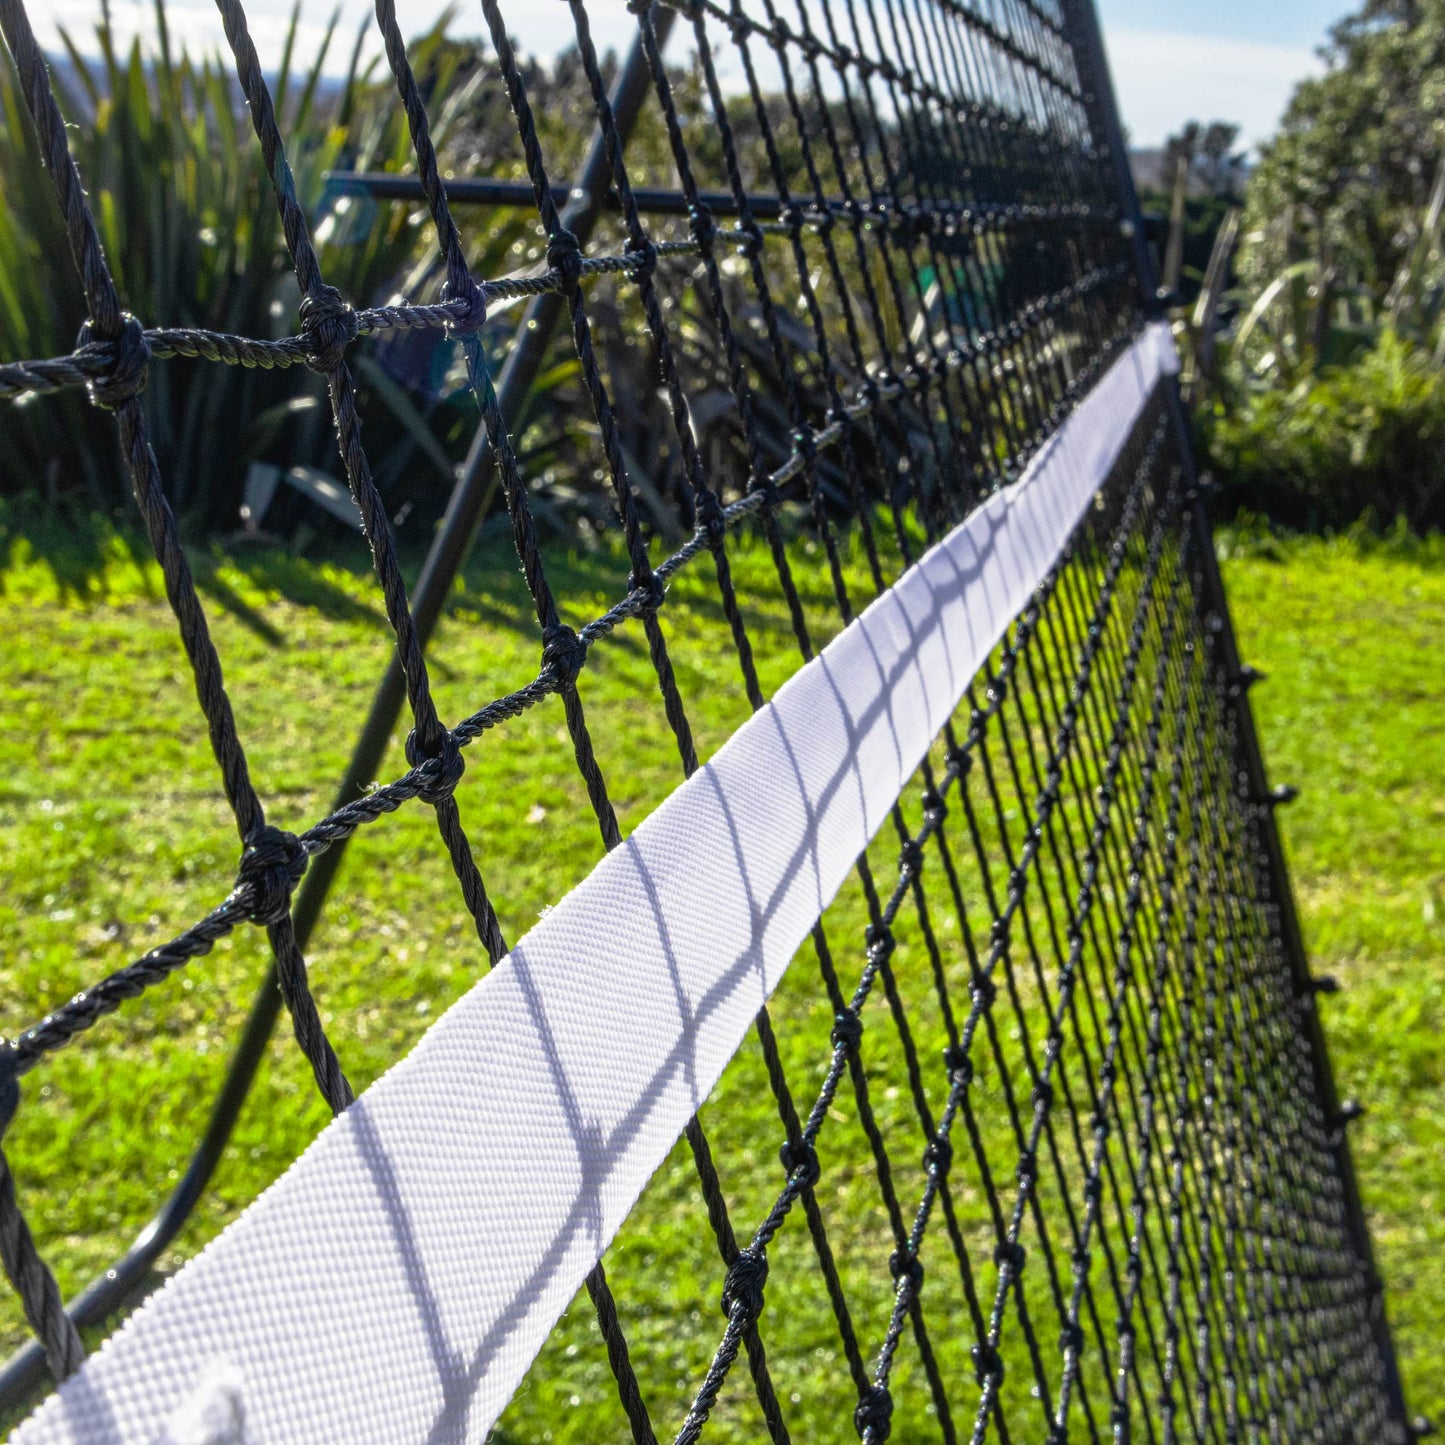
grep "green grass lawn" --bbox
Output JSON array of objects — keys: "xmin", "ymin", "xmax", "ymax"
[
  {"xmin": 1218, "ymin": 526, "xmax": 1445, "ymax": 1426},
  {"xmin": 0, "ymin": 509, "xmax": 1439, "ymax": 1435}
]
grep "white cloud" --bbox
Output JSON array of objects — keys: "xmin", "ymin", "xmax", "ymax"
[
  {"xmin": 30, "ymin": 0, "xmax": 642, "ymax": 72},
  {"xmin": 1103, "ymin": 28, "xmax": 1326, "ymax": 149}
]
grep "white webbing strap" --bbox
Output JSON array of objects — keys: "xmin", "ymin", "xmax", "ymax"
[{"xmin": 17, "ymin": 324, "xmax": 1178, "ymax": 1445}]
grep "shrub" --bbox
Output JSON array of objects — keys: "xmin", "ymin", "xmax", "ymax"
[
  {"xmin": 1203, "ymin": 328, "xmax": 1445, "ymax": 532},
  {"xmin": 0, "ymin": 6, "xmax": 532, "ymax": 534}
]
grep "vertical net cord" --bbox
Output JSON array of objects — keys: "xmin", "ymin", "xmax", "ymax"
[
  {"xmin": 209, "ymin": 0, "xmax": 506, "ymax": 972},
  {"xmin": 0, "ymin": 0, "xmax": 355, "ymax": 1380},
  {"xmin": 632, "ymin": 1, "xmax": 1139, "ymax": 1438},
  {"xmin": 674, "ymin": 418, "xmax": 1159, "ymax": 1442}
]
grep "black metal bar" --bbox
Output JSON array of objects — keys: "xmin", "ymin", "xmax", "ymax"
[
  {"xmin": 1060, "ymin": 1, "xmax": 1414, "ymax": 1435},
  {"xmin": 0, "ymin": 11, "xmax": 675, "ymax": 1413},
  {"xmin": 325, "ymin": 170, "xmax": 785, "ymax": 218},
  {"xmin": 323, "ymin": 172, "xmax": 1078, "ymax": 225}
]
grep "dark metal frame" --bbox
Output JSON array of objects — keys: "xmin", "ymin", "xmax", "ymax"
[{"xmin": 328, "ymin": 172, "xmax": 805, "ymax": 219}]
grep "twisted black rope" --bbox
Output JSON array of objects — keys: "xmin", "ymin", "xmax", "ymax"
[{"xmin": 0, "ymin": 204, "xmax": 1114, "ymax": 403}]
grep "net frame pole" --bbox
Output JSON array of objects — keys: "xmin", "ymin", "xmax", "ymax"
[
  {"xmin": 0, "ymin": 14, "xmax": 674, "ymax": 1413},
  {"xmin": 324, "ymin": 173, "xmax": 865, "ymax": 219},
  {"xmin": 1060, "ymin": 0, "xmax": 1414, "ymax": 1431}
]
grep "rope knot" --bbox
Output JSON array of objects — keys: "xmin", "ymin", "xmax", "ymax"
[
  {"xmin": 908, "ymin": 206, "xmax": 936, "ymax": 238},
  {"xmin": 720, "ymin": 1246, "xmax": 768, "ymax": 1325},
  {"xmin": 831, "ymin": 1010, "xmax": 864, "ymax": 1058},
  {"xmin": 629, "ymin": 568, "xmax": 666, "ymax": 615},
  {"xmin": 943, "ymin": 1042, "xmax": 973, "ymax": 1085},
  {"xmin": 696, "ymin": 490, "xmax": 728, "ymax": 549},
  {"xmin": 238, "ymin": 825, "xmax": 307, "ymax": 926},
  {"xmin": 971, "ymin": 1340, "xmax": 1004, "ymax": 1385},
  {"xmin": 300, "ymin": 284, "xmax": 358, "ymax": 373},
  {"xmin": 865, "ymin": 925, "xmax": 895, "ymax": 966},
  {"xmin": 405, "ymin": 728, "xmax": 465, "ymax": 806},
  {"xmin": 733, "ymin": 222, "xmax": 765, "ymax": 260},
  {"xmin": 547, "ymin": 230, "xmax": 585, "ymax": 292},
  {"xmin": 995, "ymin": 1239, "xmax": 1027, "ymax": 1275},
  {"xmin": 625, "ymin": 238, "xmax": 659, "ymax": 281},
  {"xmin": 923, "ymin": 1136, "xmax": 952, "ymax": 1178},
  {"xmin": 889, "ymin": 1249, "xmax": 924, "ymax": 1292},
  {"xmin": 853, "ymin": 1385, "xmax": 893, "ymax": 1440},
  {"xmin": 442, "ymin": 275, "xmax": 488, "ymax": 335},
  {"xmin": 688, "ymin": 203, "xmax": 718, "ymax": 250},
  {"xmin": 541, "ymin": 623, "xmax": 587, "ymax": 689},
  {"xmin": 78, "ymin": 313, "xmax": 150, "ymax": 410},
  {"xmin": 779, "ymin": 1137, "xmax": 821, "ymax": 1190},
  {"xmin": 751, "ymin": 476, "xmax": 781, "ymax": 513},
  {"xmin": 779, "ymin": 204, "xmax": 806, "ymax": 236},
  {"xmin": 790, "ymin": 426, "xmax": 818, "ymax": 463}
]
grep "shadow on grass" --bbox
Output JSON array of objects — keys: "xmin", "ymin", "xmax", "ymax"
[{"xmin": 0, "ymin": 491, "xmax": 881, "ymax": 667}]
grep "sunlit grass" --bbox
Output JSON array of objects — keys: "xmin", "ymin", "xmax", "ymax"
[{"xmin": 0, "ymin": 511, "xmax": 1439, "ymax": 1434}]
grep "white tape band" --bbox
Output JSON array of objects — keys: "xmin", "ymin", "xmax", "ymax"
[{"xmin": 17, "ymin": 322, "xmax": 1177, "ymax": 1445}]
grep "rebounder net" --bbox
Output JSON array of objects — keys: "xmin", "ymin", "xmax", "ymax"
[{"xmin": 0, "ymin": 0, "xmax": 1410, "ymax": 1438}]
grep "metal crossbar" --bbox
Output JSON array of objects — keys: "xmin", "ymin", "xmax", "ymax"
[{"xmin": 0, "ymin": 0, "xmax": 1412, "ymax": 1435}]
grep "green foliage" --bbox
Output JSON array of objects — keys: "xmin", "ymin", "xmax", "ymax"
[
  {"xmin": 1242, "ymin": 0, "xmax": 1445, "ymax": 303},
  {"xmin": 1203, "ymin": 327, "xmax": 1445, "ymax": 530},
  {"xmin": 1191, "ymin": 1, "xmax": 1445, "ymax": 531},
  {"xmin": 0, "ymin": 3, "xmax": 534, "ymax": 532}
]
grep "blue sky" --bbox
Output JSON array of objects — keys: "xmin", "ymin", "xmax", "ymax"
[
  {"xmin": 35, "ymin": 0, "xmax": 1351, "ymax": 149},
  {"xmin": 1098, "ymin": 0, "xmax": 1348, "ymax": 49},
  {"xmin": 1097, "ymin": 0, "xmax": 1350, "ymax": 147}
]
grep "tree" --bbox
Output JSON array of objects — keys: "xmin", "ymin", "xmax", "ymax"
[
  {"xmin": 1198, "ymin": 122, "xmax": 1244, "ymax": 197},
  {"xmin": 1160, "ymin": 120, "xmax": 1245, "ymax": 198},
  {"xmin": 1162, "ymin": 120, "xmax": 1202, "ymax": 182},
  {"xmin": 1243, "ymin": 0, "xmax": 1445, "ymax": 295}
]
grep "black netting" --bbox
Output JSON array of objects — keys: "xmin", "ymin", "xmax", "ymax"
[{"xmin": 0, "ymin": 0, "xmax": 1409, "ymax": 1436}]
